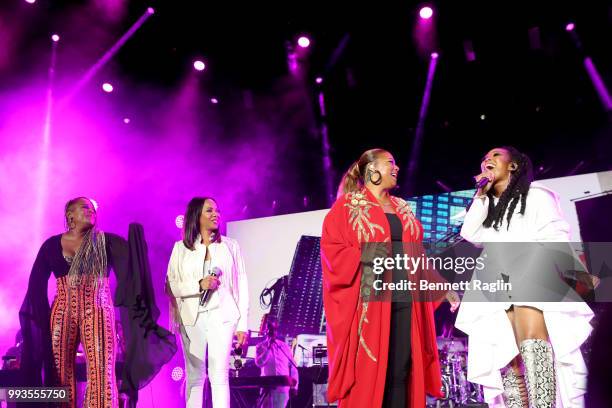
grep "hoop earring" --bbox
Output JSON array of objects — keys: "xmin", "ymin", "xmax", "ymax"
[{"xmin": 367, "ymin": 169, "xmax": 382, "ymax": 185}]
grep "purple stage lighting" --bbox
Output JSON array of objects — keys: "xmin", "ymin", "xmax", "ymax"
[
  {"xmin": 210, "ymin": 98, "xmax": 219, "ymax": 104},
  {"xmin": 565, "ymin": 22, "xmax": 575, "ymax": 32},
  {"xmin": 147, "ymin": 7, "xmax": 155, "ymax": 15},
  {"xmin": 419, "ymin": 6, "xmax": 433, "ymax": 19},
  {"xmin": 193, "ymin": 60, "xmax": 206, "ymax": 71},
  {"xmin": 431, "ymin": 52, "xmax": 439, "ymax": 59},
  {"xmin": 51, "ymin": 34, "xmax": 60, "ymax": 42},
  {"xmin": 102, "ymin": 83, "xmax": 114, "ymax": 93},
  {"xmin": 123, "ymin": 117, "xmax": 130, "ymax": 124},
  {"xmin": 315, "ymin": 77, "xmax": 323, "ymax": 84},
  {"xmin": 25, "ymin": 0, "xmax": 36, "ymax": 4},
  {"xmin": 297, "ymin": 36, "xmax": 311, "ymax": 48}
]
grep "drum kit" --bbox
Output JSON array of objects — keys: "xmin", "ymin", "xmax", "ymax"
[{"xmin": 430, "ymin": 337, "xmax": 485, "ymax": 407}]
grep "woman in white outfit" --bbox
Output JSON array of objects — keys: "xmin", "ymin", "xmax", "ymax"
[
  {"xmin": 166, "ymin": 197, "xmax": 249, "ymax": 408},
  {"xmin": 455, "ymin": 146, "xmax": 596, "ymax": 408}
]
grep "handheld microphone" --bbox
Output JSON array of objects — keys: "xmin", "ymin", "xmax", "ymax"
[
  {"xmin": 200, "ymin": 267, "xmax": 221, "ymax": 306},
  {"xmin": 475, "ymin": 174, "xmax": 493, "ymax": 190}
]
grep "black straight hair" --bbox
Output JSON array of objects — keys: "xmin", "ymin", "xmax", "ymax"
[{"xmin": 182, "ymin": 197, "xmax": 221, "ymax": 250}]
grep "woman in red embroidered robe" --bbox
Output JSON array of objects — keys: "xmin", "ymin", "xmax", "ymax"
[{"xmin": 321, "ymin": 148, "xmax": 458, "ymax": 408}]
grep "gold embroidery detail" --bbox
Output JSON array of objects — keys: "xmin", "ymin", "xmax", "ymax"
[
  {"xmin": 391, "ymin": 197, "xmax": 421, "ymax": 241},
  {"xmin": 357, "ymin": 302, "xmax": 377, "ymax": 362},
  {"xmin": 344, "ymin": 192, "xmax": 385, "ymax": 243}
]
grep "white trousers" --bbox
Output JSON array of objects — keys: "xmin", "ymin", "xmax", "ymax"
[{"xmin": 180, "ymin": 310, "xmax": 236, "ymax": 408}]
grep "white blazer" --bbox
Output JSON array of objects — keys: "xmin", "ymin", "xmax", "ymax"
[{"xmin": 166, "ymin": 235, "xmax": 249, "ymax": 332}]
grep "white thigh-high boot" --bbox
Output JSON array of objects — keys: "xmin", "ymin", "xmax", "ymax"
[
  {"xmin": 501, "ymin": 364, "xmax": 526, "ymax": 408},
  {"xmin": 520, "ymin": 339, "xmax": 556, "ymax": 408}
]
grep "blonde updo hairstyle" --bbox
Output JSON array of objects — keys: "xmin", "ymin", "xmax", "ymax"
[{"xmin": 337, "ymin": 148, "xmax": 389, "ymax": 198}]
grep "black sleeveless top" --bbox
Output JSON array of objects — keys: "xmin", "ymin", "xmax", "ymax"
[{"xmin": 386, "ymin": 213, "xmax": 412, "ymax": 308}]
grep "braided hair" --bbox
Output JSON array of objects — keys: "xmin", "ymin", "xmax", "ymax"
[{"xmin": 482, "ymin": 146, "xmax": 534, "ymax": 230}]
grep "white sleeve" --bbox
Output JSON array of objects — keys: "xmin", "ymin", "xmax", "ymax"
[
  {"xmin": 233, "ymin": 241, "xmax": 250, "ymax": 332},
  {"xmin": 532, "ymin": 190, "xmax": 571, "ymax": 242},
  {"xmin": 460, "ymin": 195, "xmax": 490, "ymax": 244},
  {"xmin": 254, "ymin": 342, "xmax": 272, "ymax": 368},
  {"xmin": 166, "ymin": 242, "xmax": 201, "ymax": 298}
]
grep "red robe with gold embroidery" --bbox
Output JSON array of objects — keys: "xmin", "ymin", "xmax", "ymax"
[{"xmin": 321, "ymin": 188, "xmax": 443, "ymax": 408}]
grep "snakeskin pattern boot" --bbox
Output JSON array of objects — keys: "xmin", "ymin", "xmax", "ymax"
[
  {"xmin": 501, "ymin": 366, "xmax": 525, "ymax": 408},
  {"xmin": 520, "ymin": 339, "xmax": 556, "ymax": 408}
]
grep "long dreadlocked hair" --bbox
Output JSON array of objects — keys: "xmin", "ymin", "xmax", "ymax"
[
  {"xmin": 482, "ymin": 146, "xmax": 534, "ymax": 231},
  {"xmin": 63, "ymin": 197, "xmax": 107, "ymax": 286}
]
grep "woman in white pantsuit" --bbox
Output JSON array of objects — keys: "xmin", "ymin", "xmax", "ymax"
[
  {"xmin": 166, "ymin": 197, "xmax": 249, "ymax": 408},
  {"xmin": 455, "ymin": 146, "xmax": 597, "ymax": 408}
]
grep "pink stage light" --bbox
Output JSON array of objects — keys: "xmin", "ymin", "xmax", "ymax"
[
  {"xmin": 193, "ymin": 60, "xmax": 206, "ymax": 71},
  {"xmin": 210, "ymin": 98, "xmax": 219, "ymax": 104},
  {"xmin": 565, "ymin": 22, "xmax": 575, "ymax": 32},
  {"xmin": 315, "ymin": 77, "xmax": 323, "ymax": 84},
  {"xmin": 123, "ymin": 117, "xmax": 130, "ymax": 124},
  {"xmin": 147, "ymin": 7, "xmax": 155, "ymax": 15},
  {"xmin": 431, "ymin": 52, "xmax": 439, "ymax": 59},
  {"xmin": 297, "ymin": 36, "xmax": 311, "ymax": 48},
  {"xmin": 51, "ymin": 34, "xmax": 60, "ymax": 42},
  {"xmin": 25, "ymin": 0, "xmax": 36, "ymax": 4},
  {"xmin": 102, "ymin": 83, "xmax": 114, "ymax": 93},
  {"xmin": 419, "ymin": 6, "xmax": 433, "ymax": 19},
  {"xmin": 175, "ymin": 215, "xmax": 184, "ymax": 229}
]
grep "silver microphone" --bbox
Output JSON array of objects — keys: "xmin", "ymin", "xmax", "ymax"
[{"xmin": 200, "ymin": 267, "xmax": 221, "ymax": 306}]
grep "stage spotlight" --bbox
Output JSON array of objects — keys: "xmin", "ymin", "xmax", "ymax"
[
  {"xmin": 123, "ymin": 117, "xmax": 130, "ymax": 124},
  {"xmin": 171, "ymin": 367, "xmax": 184, "ymax": 382},
  {"xmin": 431, "ymin": 52, "xmax": 439, "ymax": 59},
  {"xmin": 463, "ymin": 40, "xmax": 476, "ymax": 62},
  {"xmin": 25, "ymin": 0, "xmax": 36, "ymax": 4},
  {"xmin": 193, "ymin": 60, "xmax": 206, "ymax": 71},
  {"xmin": 565, "ymin": 22, "xmax": 575, "ymax": 32},
  {"xmin": 297, "ymin": 36, "xmax": 311, "ymax": 48},
  {"xmin": 175, "ymin": 215, "xmax": 184, "ymax": 229},
  {"xmin": 419, "ymin": 6, "xmax": 433, "ymax": 19},
  {"xmin": 210, "ymin": 97, "xmax": 219, "ymax": 104},
  {"xmin": 315, "ymin": 77, "xmax": 323, "ymax": 84},
  {"xmin": 147, "ymin": 7, "xmax": 155, "ymax": 15},
  {"xmin": 102, "ymin": 83, "xmax": 114, "ymax": 93},
  {"xmin": 51, "ymin": 34, "xmax": 60, "ymax": 42},
  {"xmin": 480, "ymin": 114, "xmax": 486, "ymax": 120}
]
